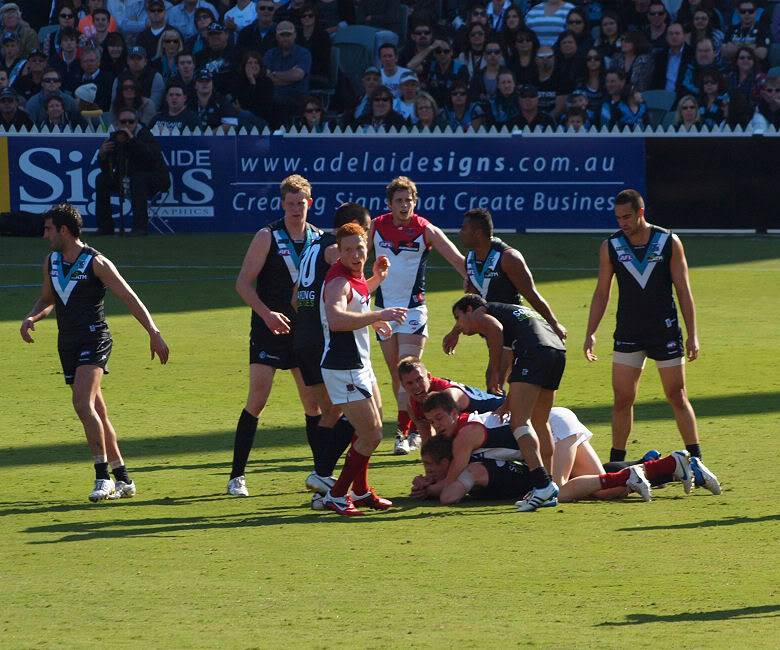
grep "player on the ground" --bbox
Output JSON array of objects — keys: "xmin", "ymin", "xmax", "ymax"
[
  {"xmin": 443, "ymin": 208, "xmax": 567, "ymax": 390},
  {"xmin": 292, "ymin": 202, "xmax": 386, "ymax": 502},
  {"xmin": 368, "ymin": 175, "xmax": 467, "ymax": 455},
  {"xmin": 448, "ymin": 295, "xmax": 564, "ymax": 511},
  {"xmin": 583, "ymin": 189, "xmax": 710, "ymax": 485},
  {"xmin": 228, "ymin": 174, "xmax": 323, "ymax": 497},
  {"xmin": 320, "ymin": 223, "xmax": 407, "ymax": 516},
  {"xmin": 20, "ymin": 204, "xmax": 169, "ymax": 502}
]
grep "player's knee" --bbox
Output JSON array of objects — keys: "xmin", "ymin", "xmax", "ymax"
[
  {"xmin": 72, "ymin": 395, "xmax": 96, "ymax": 420},
  {"xmin": 612, "ymin": 391, "xmax": 635, "ymax": 411},
  {"xmin": 665, "ymin": 387, "xmax": 689, "ymax": 409}
]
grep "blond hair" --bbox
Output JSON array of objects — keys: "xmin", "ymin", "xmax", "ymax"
[
  {"xmin": 386, "ymin": 175, "xmax": 418, "ymax": 204},
  {"xmin": 280, "ymin": 174, "xmax": 312, "ymax": 199}
]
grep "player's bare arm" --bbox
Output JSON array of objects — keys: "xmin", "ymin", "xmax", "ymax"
[
  {"xmin": 324, "ymin": 275, "xmax": 407, "ymax": 331},
  {"xmin": 502, "ymin": 249, "xmax": 567, "ymax": 341},
  {"xmin": 669, "ymin": 234, "xmax": 699, "ymax": 361},
  {"xmin": 365, "ymin": 254, "xmax": 390, "ymax": 293},
  {"xmin": 93, "ymin": 255, "xmax": 169, "ymax": 364},
  {"xmin": 426, "ymin": 223, "xmax": 467, "ymax": 279},
  {"xmin": 472, "ymin": 310, "xmax": 505, "ymax": 394},
  {"xmin": 438, "ymin": 425, "xmax": 482, "ymax": 488},
  {"xmin": 20, "ymin": 256, "xmax": 56, "ymax": 343},
  {"xmin": 583, "ymin": 240, "xmax": 615, "ymax": 362}
]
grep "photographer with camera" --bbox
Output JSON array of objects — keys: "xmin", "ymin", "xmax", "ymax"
[{"xmin": 94, "ymin": 108, "xmax": 170, "ymax": 237}]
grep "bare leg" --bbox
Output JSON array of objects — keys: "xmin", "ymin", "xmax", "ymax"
[
  {"xmin": 611, "ymin": 362, "xmax": 643, "ymax": 451},
  {"xmin": 71, "ymin": 365, "xmax": 107, "ymax": 458},
  {"xmin": 245, "ymin": 363, "xmax": 276, "ymax": 417},
  {"xmin": 658, "ymin": 364, "xmax": 699, "ymax": 445},
  {"xmin": 508, "ymin": 381, "xmax": 543, "ymax": 471},
  {"xmin": 93, "ymin": 387, "xmax": 122, "ymax": 463},
  {"xmin": 551, "ymin": 435, "xmax": 579, "ymax": 486},
  {"xmin": 291, "ymin": 367, "xmax": 322, "ymax": 417},
  {"xmin": 309, "ymin": 383, "xmax": 342, "ymax": 428},
  {"xmin": 341, "ymin": 397, "xmax": 383, "ymax": 456},
  {"xmin": 531, "ymin": 388, "xmax": 556, "ymax": 472}
]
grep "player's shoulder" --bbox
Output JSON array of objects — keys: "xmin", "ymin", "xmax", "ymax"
[{"xmin": 324, "ymin": 260, "xmax": 350, "ymax": 284}]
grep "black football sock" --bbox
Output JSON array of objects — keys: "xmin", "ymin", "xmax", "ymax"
[
  {"xmin": 610, "ymin": 447, "xmax": 627, "ymax": 463},
  {"xmin": 323, "ymin": 417, "xmax": 356, "ymax": 476},
  {"xmin": 94, "ymin": 462, "xmax": 110, "ymax": 480},
  {"xmin": 230, "ymin": 409, "xmax": 258, "ymax": 479},
  {"xmin": 529, "ymin": 466, "xmax": 551, "ymax": 490},
  {"xmin": 686, "ymin": 443, "xmax": 701, "ymax": 459},
  {"xmin": 112, "ymin": 465, "xmax": 131, "ymax": 484},
  {"xmin": 305, "ymin": 414, "xmax": 322, "ymax": 469},
  {"xmin": 313, "ymin": 425, "xmax": 334, "ymax": 477},
  {"xmin": 602, "ymin": 461, "xmax": 632, "ymax": 472}
]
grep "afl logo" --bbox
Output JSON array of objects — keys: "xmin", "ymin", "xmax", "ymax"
[{"xmin": 619, "ymin": 254, "xmax": 632, "ymax": 262}]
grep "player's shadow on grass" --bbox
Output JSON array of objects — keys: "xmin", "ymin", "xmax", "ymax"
[
  {"xmin": 597, "ymin": 604, "xmax": 780, "ymax": 627},
  {"xmin": 616, "ymin": 513, "xmax": 780, "ymax": 531}
]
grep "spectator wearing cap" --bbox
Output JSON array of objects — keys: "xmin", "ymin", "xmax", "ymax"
[
  {"xmin": 12, "ymin": 48, "xmax": 46, "ymax": 103},
  {"xmin": 0, "ymin": 87, "xmax": 33, "ymax": 129},
  {"xmin": 78, "ymin": 46, "xmax": 113, "ymax": 111},
  {"xmin": 74, "ymin": 81, "xmax": 107, "ymax": 129},
  {"xmin": 353, "ymin": 84, "xmax": 409, "ymax": 131},
  {"xmin": 150, "ymin": 79, "xmax": 199, "ymax": 130},
  {"xmin": 441, "ymin": 79, "xmax": 485, "ymax": 131},
  {"xmin": 189, "ymin": 67, "xmax": 239, "ymax": 130},
  {"xmin": 37, "ymin": 93, "xmax": 87, "ymax": 129},
  {"xmin": 558, "ymin": 90, "xmax": 595, "ymax": 127},
  {"xmin": 195, "ymin": 22, "xmax": 238, "ymax": 95},
  {"xmin": 224, "ymin": 0, "xmax": 257, "ymax": 33},
  {"xmin": 263, "ymin": 21, "xmax": 311, "ymax": 128},
  {"xmin": 168, "ymin": 0, "xmax": 218, "ymax": 41},
  {"xmin": 78, "ymin": 1, "xmax": 119, "ymax": 45},
  {"xmin": 534, "ymin": 45, "xmax": 571, "ymax": 118},
  {"xmin": 22, "ymin": 67, "xmax": 80, "ymax": 124},
  {"xmin": 135, "ymin": 0, "xmax": 172, "ymax": 60},
  {"xmin": 345, "ymin": 65, "xmax": 381, "ymax": 123},
  {"xmin": 112, "ymin": 45, "xmax": 165, "ymax": 110},
  {"xmin": 426, "ymin": 39, "xmax": 469, "ymax": 108},
  {"xmin": 379, "ymin": 43, "xmax": 410, "ymax": 99},
  {"xmin": 44, "ymin": 3, "xmax": 80, "ymax": 60},
  {"xmin": 394, "ymin": 70, "xmax": 420, "ymax": 121},
  {"xmin": 0, "ymin": 3, "xmax": 38, "ymax": 58},
  {"xmin": 1, "ymin": 32, "xmax": 25, "ymax": 87},
  {"xmin": 108, "ymin": 71, "xmax": 156, "ymax": 126},
  {"xmin": 106, "ymin": 0, "xmax": 150, "ymax": 39},
  {"xmin": 722, "ymin": 0, "xmax": 771, "ymax": 65},
  {"xmin": 185, "ymin": 8, "xmax": 214, "ymax": 56},
  {"xmin": 237, "ymin": 1, "xmax": 279, "ymax": 56},
  {"xmin": 296, "ymin": 4, "xmax": 331, "ymax": 90},
  {"xmin": 507, "ymin": 83, "xmax": 557, "ymax": 129},
  {"xmin": 51, "ymin": 28, "xmax": 83, "ymax": 93}
]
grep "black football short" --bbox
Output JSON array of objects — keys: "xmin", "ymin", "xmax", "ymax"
[
  {"xmin": 613, "ymin": 331, "xmax": 684, "ymax": 360},
  {"xmin": 509, "ymin": 345, "xmax": 566, "ymax": 390},
  {"xmin": 58, "ymin": 334, "xmax": 112, "ymax": 385},
  {"xmin": 295, "ymin": 344, "xmax": 325, "ymax": 386},
  {"xmin": 249, "ymin": 330, "xmax": 297, "ymax": 369},
  {"xmin": 470, "ymin": 459, "xmax": 532, "ymax": 501}
]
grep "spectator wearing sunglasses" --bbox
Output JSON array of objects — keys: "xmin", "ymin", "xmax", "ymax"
[
  {"xmin": 135, "ymin": 0, "xmax": 171, "ymax": 61},
  {"xmin": 353, "ymin": 84, "xmax": 408, "ymax": 131},
  {"xmin": 721, "ymin": 0, "xmax": 771, "ymax": 65},
  {"xmin": 296, "ymin": 4, "xmax": 331, "ymax": 90},
  {"xmin": 400, "ymin": 19, "xmax": 436, "ymax": 82},
  {"xmin": 441, "ymin": 79, "xmax": 485, "ymax": 131},
  {"xmin": 237, "ymin": 0, "xmax": 279, "ymax": 55},
  {"xmin": 643, "ymin": 1, "xmax": 670, "ymax": 57},
  {"xmin": 166, "ymin": 0, "xmax": 218, "ymax": 41},
  {"xmin": 21, "ymin": 67, "xmax": 79, "ymax": 123},
  {"xmin": 426, "ymin": 38, "xmax": 469, "ymax": 108},
  {"xmin": 749, "ymin": 75, "xmax": 780, "ymax": 131},
  {"xmin": 507, "ymin": 83, "xmax": 557, "ymax": 130}
]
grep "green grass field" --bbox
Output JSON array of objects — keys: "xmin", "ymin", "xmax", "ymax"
[{"xmin": 1, "ymin": 232, "xmax": 779, "ymax": 649}]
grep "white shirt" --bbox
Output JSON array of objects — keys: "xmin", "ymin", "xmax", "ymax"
[
  {"xmin": 225, "ymin": 1, "xmax": 258, "ymax": 31},
  {"xmin": 381, "ymin": 66, "xmax": 411, "ymax": 98}
]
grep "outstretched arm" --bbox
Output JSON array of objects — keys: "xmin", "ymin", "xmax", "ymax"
[
  {"xmin": 324, "ymin": 276, "xmax": 407, "ymax": 331},
  {"xmin": 670, "ymin": 234, "xmax": 699, "ymax": 361},
  {"xmin": 472, "ymin": 310, "xmax": 505, "ymax": 394},
  {"xmin": 583, "ymin": 240, "xmax": 614, "ymax": 362},
  {"xmin": 20, "ymin": 256, "xmax": 56, "ymax": 343},
  {"xmin": 427, "ymin": 223, "xmax": 467, "ymax": 279}
]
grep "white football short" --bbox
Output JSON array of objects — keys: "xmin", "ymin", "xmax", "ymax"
[
  {"xmin": 375, "ymin": 306, "xmax": 428, "ymax": 341},
  {"xmin": 549, "ymin": 407, "xmax": 594, "ymax": 446},
  {"xmin": 322, "ymin": 366, "xmax": 374, "ymax": 405}
]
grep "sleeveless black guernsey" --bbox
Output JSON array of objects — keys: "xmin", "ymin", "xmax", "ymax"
[
  {"xmin": 293, "ymin": 231, "xmax": 336, "ymax": 350},
  {"xmin": 251, "ymin": 219, "xmax": 321, "ymax": 334},
  {"xmin": 607, "ymin": 226, "xmax": 678, "ymax": 341},
  {"xmin": 486, "ymin": 302, "xmax": 565, "ymax": 351},
  {"xmin": 465, "ymin": 238, "xmax": 522, "ymax": 304}
]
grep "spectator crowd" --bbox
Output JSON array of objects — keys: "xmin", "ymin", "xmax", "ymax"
[{"xmin": 0, "ymin": 0, "xmax": 777, "ymax": 133}]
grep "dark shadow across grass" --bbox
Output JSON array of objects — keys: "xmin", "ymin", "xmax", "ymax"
[{"xmin": 597, "ymin": 604, "xmax": 780, "ymax": 627}]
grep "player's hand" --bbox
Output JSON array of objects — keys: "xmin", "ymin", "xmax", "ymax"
[
  {"xmin": 410, "ymin": 474, "xmax": 433, "ymax": 498},
  {"xmin": 442, "ymin": 329, "xmax": 459, "ymax": 354},
  {"xmin": 20, "ymin": 318, "xmax": 36, "ymax": 343},
  {"xmin": 463, "ymin": 278, "xmax": 477, "ymax": 293},
  {"xmin": 263, "ymin": 311, "xmax": 291, "ymax": 335},
  {"xmin": 372, "ymin": 255, "xmax": 390, "ymax": 280},
  {"xmin": 150, "ymin": 331, "xmax": 169, "ymax": 364},
  {"xmin": 583, "ymin": 334, "xmax": 597, "ymax": 361},
  {"xmin": 552, "ymin": 321, "xmax": 567, "ymax": 342},
  {"xmin": 99, "ymin": 140, "xmax": 114, "ymax": 158},
  {"xmin": 372, "ymin": 320, "xmax": 392, "ymax": 338},
  {"xmin": 492, "ymin": 400, "xmax": 510, "ymax": 419},
  {"xmin": 379, "ymin": 306, "xmax": 407, "ymax": 324},
  {"xmin": 487, "ymin": 372, "xmax": 503, "ymax": 396},
  {"xmin": 686, "ymin": 335, "xmax": 699, "ymax": 362}
]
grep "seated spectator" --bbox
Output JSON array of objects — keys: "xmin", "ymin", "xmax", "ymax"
[
  {"xmin": 76, "ymin": 46, "xmax": 113, "ymax": 111},
  {"xmin": 688, "ymin": 9, "xmax": 724, "ymax": 63},
  {"xmin": 186, "ymin": 8, "xmax": 214, "ymax": 57},
  {"xmin": 470, "ymin": 39, "xmax": 504, "ymax": 102},
  {"xmin": 458, "ymin": 22, "xmax": 490, "ymax": 78},
  {"xmin": 150, "ymin": 80, "xmax": 200, "ymax": 131},
  {"xmin": 559, "ymin": 89, "xmax": 596, "ymax": 127},
  {"xmin": 485, "ymin": 67, "xmax": 521, "ymax": 127},
  {"xmin": 12, "ymin": 48, "xmax": 47, "ymax": 103},
  {"xmin": 168, "ymin": 0, "xmax": 218, "ymax": 42},
  {"xmin": 507, "ymin": 28, "xmax": 540, "ymax": 86},
  {"xmin": 108, "ymin": 72, "xmax": 156, "ymax": 127},
  {"xmin": 525, "ymin": 0, "xmax": 575, "ymax": 48},
  {"xmin": 23, "ymin": 68, "xmax": 79, "ymax": 124},
  {"xmin": 677, "ymin": 0, "xmax": 724, "ymax": 34},
  {"xmin": 136, "ymin": 1, "xmax": 171, "ymax": 60},
  {"xmin": 554, "ymin": 30, "xmax": 585, "ymax": 87},
  {"xmin": 609, "ymin": 31, "xmax": 654, "ymax": 92},
  {"xmin": 680, "ymin": 37, "xmax": 723, "ymax": 97},
  {"xmin": 455, "ymin": 4, "xmax": 490, "ymax": 54},
  {"xmin": 379, "ymin": 43, "xmax": 410, "ymax": 98},
  {"xmin": 264, "ymin": 21, "xmax": 311, "ymax": 129},
  {"xmin": 394, "ymin": 70, "xmax": 420, "ymax": 121},
  {"xmin": 237, "ymin": 0, "xmax": 279, "ymax": 56},
  {"xmin": 486, "ymin": 0, "xmax": 513, "ymax": 33},
  {"xmin": 346, "ymin": 65, "xmax": 382, "ymax": 123},
  {"xmin": 721, "ymin": 0, "xmax": 771, "ymax": 65},
  {"xmin": 153, "ymin": 29, "xmax": 185, "ymax": 80},
  {"xmin": 643, "ymin": 2, "xmax": 669, "ymax": 56},
  {"xmin": 620, "ymin": 0, "xmax": 651, "ymax": 33},
  {"xmin": 74, "ymin": 81, "xmax": 107, "ymax": 130},
  {"xmin": 0, "ymin": 86, "xmax": 33, "ymax": 129},
  {"xmin": 0, "ymin": 69, "xmax": 7, "ymax": 89},
  {"xmin": 196, "ymin": 23, "xmax": 238, "ymax": 95},
  {"xmin": 1, "ymin": 32, "xmax": 25, "ymax": 87},
  {"xmin": 564, "ymin": 105, "xmax": 587, "ymax": 131},
  {"xmin": 650, "ymin": 22, "xmax": 691, "ymax": 96},
  {"xmin": 579, "ymin": 48, "xmax": 607, "ymax": 116},
  {"xmin": 51, "ymin": 28, "xmax": 83, "ymax": 93},
  {"xmin": 499, "ymin": 6, "xmax": 526, "ymax": 55},
  {"xmin": 293, "ymin": 95, "xmax": 330, "ymax": 132},
  {"xmin": 225, "ymin": 0, "xmax": 259, "ymax": 33},
  {"xmin": 698, "ymin": 69, "xmax": 728, "ymax": 128},
  {"xmin": 189, "ymin": 68, "xmax": 238, "ymax": 131},
  {"xmin": 600, "ymin": 68, "xmax": 627, "ymax": 126},
  {"xmin": 48, "ymin": 1, "xmax": 87, "ymax": 24},
  {"xmin": 400, "ymin": 19, "xmax": 436, "ymax": 83},
  {"xmin": 411, "ymin": 90, "xmax": 446, "ymax": 130},
  {"xmin": 595, "ymin": 11, "xmax": 623, "ymax": 66},
  {"xmin": 353, "ymin": 85, "xmax": 408, "ymax": 131},
  {"xmin": 613, "ymin": 84, "xmax": 647, "ymax": 129},
  {"xmin": 0, "ymin": 3, "xmax": 38, "ymax": 58},
  {"xmin": 116, "ymin": 46, "xmax": 165, "ymax": 111},
  {"xmin": 231, "ymin": 49, "xmax": 274, "ymax": 125},
  {"xmin": 749, "ymin": 75, "xmax": 780, "ymax": 131},
  {"xmin": 674, "ymin": 93, "xmax": 702, "ymax": 129},
  {"xmin": 427, "ymin": 39, "xmax": 470, "ymax": 108},
  {"xmin": 535, "ymin": 45, "xmax": 571, "ymax": 118},
  {"xmin": 296, "ymin": 4, "xmax": 331, "ymax": 90},
  {"xmin": 78, "ymin": 1, "xmax": 118, "ymax": 47},
  {"xmin": 37, "ymin": 93, "xmax": 87, "ymax": 130},
  {"xmin": 507, "ymin": 83, "xmax": 557, "ymax": 129},
  {"xmin": 43, "ymin": 3, "xmax": 79, "ymax": 61},
  {"xmin": 101, "ymin": 31, "xmax": 128, "ymax": 78},
  {"xmin": 317, "ymin": 0, "xmax": 351, "ymax": 37},
  {"xmin": 441, "ymin": 79, "xmax": 485, "ymax": 131},
  {"xmin": 565, "ymin": 8, "xmax": 593, "ymax": 53},
  {"xmin": 728, "ymin": 46, "xmax": 765, "ymax": 108},
  {"xmin": 106, "ymin": 0, "xmax": 154, "ymax": 41}
]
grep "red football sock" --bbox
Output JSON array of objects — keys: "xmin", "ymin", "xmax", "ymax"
[
  {"xmin": 599, "ymin": 468, "xmax": 631, "ymax": 489},
  {"xmin": 330, "ymin": 446, "xmax": 369, "ymax": 497},
  {"xmin": 397, "ymin": 410, "xmax": 411, "ymax": 436},
  {"xmin": 350, "ymin": 451, "xmax": 371, "ymax": 495},
  {"xmin": 643, "ymin": 455, "xmax": 677, "ymax": 480}
]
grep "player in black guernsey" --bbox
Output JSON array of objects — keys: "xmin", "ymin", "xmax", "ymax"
[
  {"xmin": 584, "ymin": 190, "xmax": 707, "ymax": 477},
  {"xmin": 450, "ymin": 295, "xmax": 566, "ymax": 512},
  {"xmin": 443, "ymin": 208, "xmax": 567, "ymax": 390},
  {"xmin": 228, "ymin": 174, "xmax": 323, "ymax": 497},
  {"xmin": 20, "ymin": 204, "xmax": 169, "ymax": 503}
]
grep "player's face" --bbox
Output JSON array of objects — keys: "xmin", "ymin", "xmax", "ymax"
[
  {"xmin": 400, "ymin": 367, "xmax": 432, "ymax": 403},
  {"xmin": 459, "ymin": 218, "xmax": 479, "ymax": 248},
  {"xmin": 282, "ymin": 191, "xmax": 310, "ymax": 222},
  {"xmin": 339, "ymin": 234, "xmax": 368, "ymax": 275},
  {"xmin": 424, "ymin": 407, "xmax": 459, "ymax": 436},
  {"xmin": 421, "ymin": 454, "xmax": 449, "ymax": 481},
  {"xmin": 615, "ymin": 205, "xmax": 644, "ymax": 236},
  {"xmin": 453, "ymin": 307, "xmax": 475, "ymax": 335},
  {"xmin": 389, "ymin": 189, "xmax": 416, "ymax": 223},
  {"xmin": 43, "ymin": 219, "xmax": 65, "ymax": 250}
]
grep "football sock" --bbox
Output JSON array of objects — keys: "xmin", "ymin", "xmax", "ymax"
[
  {"xmin": 230, "ymin": 409, "xmax": 258, "ymax": 479},
  {"xmin": 323, "ymin": 417, "xmax": 355, "ymax": 476},
  {"xmin": 397, "ymin": 410, "xmax": 411, "ymax": 436},
  {"xmin": 112, "ymin": 465, "xmax": 131, "ymax": 484},
  {"xmin": 610, "ymin": 448, "xmax": 627, "ymax": 462},
  {"xmin": 643, "ymin": 455, "xmax": 676, "ymax": 481},
  {"xmin": 313, "ymin": 425, "xmax": 333, "ymax": 477},
  {"xmin": 599, "ymin": 468, "xmax": 630, "ymax": 489},
  {"xmin": 529, "ymin": 466, "xmax": 552, "ymax": 490},
  {"xmin": 602, "ymin": 457, "xmax": 646, "ymax": 472},
  {"xmin": 686, "ymin": 443, "xmax": 701, "ymax": 459},
  {"xmin": 331, "ymin": 446, "xmax": 369, "ymax": 498},
  {"xmin": 305, "ymin": 414, "xmax": 322, "ymax": 469},
  {"xmin": 94, "ymin": 462, "xmax": 110, "ymax": 481},
  {"xmin": 350, "ymin": 451, "xmax": 371, "ymax": 496}
]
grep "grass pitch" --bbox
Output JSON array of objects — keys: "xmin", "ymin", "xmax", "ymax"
[{"xmin": 1, "ymin": 232, "xmax": 779, "ymax": 648}]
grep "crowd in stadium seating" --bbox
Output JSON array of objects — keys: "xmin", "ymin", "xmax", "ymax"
[{"xmin": 0, "ymin": 0, "xmax": 778, "ymax": 133}]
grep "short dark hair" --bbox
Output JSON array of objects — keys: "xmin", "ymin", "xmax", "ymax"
[
  {"xmin": 378, "ymin": 42, "xmax": 397, "ymax": 56},
  {"xmin": 452, "ymin": 293, "xmax": 487, "ymax": 316},
  {"xmin": 615, "ymin": 189, "xmax": 645, "ymax": 212},
  {"xmin": 175, "ymin": 49, "xmax": 194, "ymax": 64},
  {"xmin": 464, "ymin": 208, "xmax": 493, "ymax": 238},
  {"xmin": 423, "ymin": 391, "xmax": 458, "ymax": 415},
  {"xmin": 47, "ymin": 203, "xmax": 82, "ymax": 237},
  {"xmin": 333, "ymin": 202, "xmax": 370, "ymax": 229},
  {"xmin": 92, "ymin": 8, "xmax": 110, "ymax": 19},
  {"xmin": 398, "ymin": 356, "xmax": 426, "ymax": 378},
  {"xmin": 166, "ymin": 79, "xmax": 186, "ymax": 94},
  {"xmin": 45, "ymin": 94, "xmax": 65, "ymax": 109},
  {"xmin": 421, "ymin": 434, "xmax": 453, "ymax": 462},
  {"xmin": 59, "ymin": 27, "xmax": 79, "ymax": 41}
]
